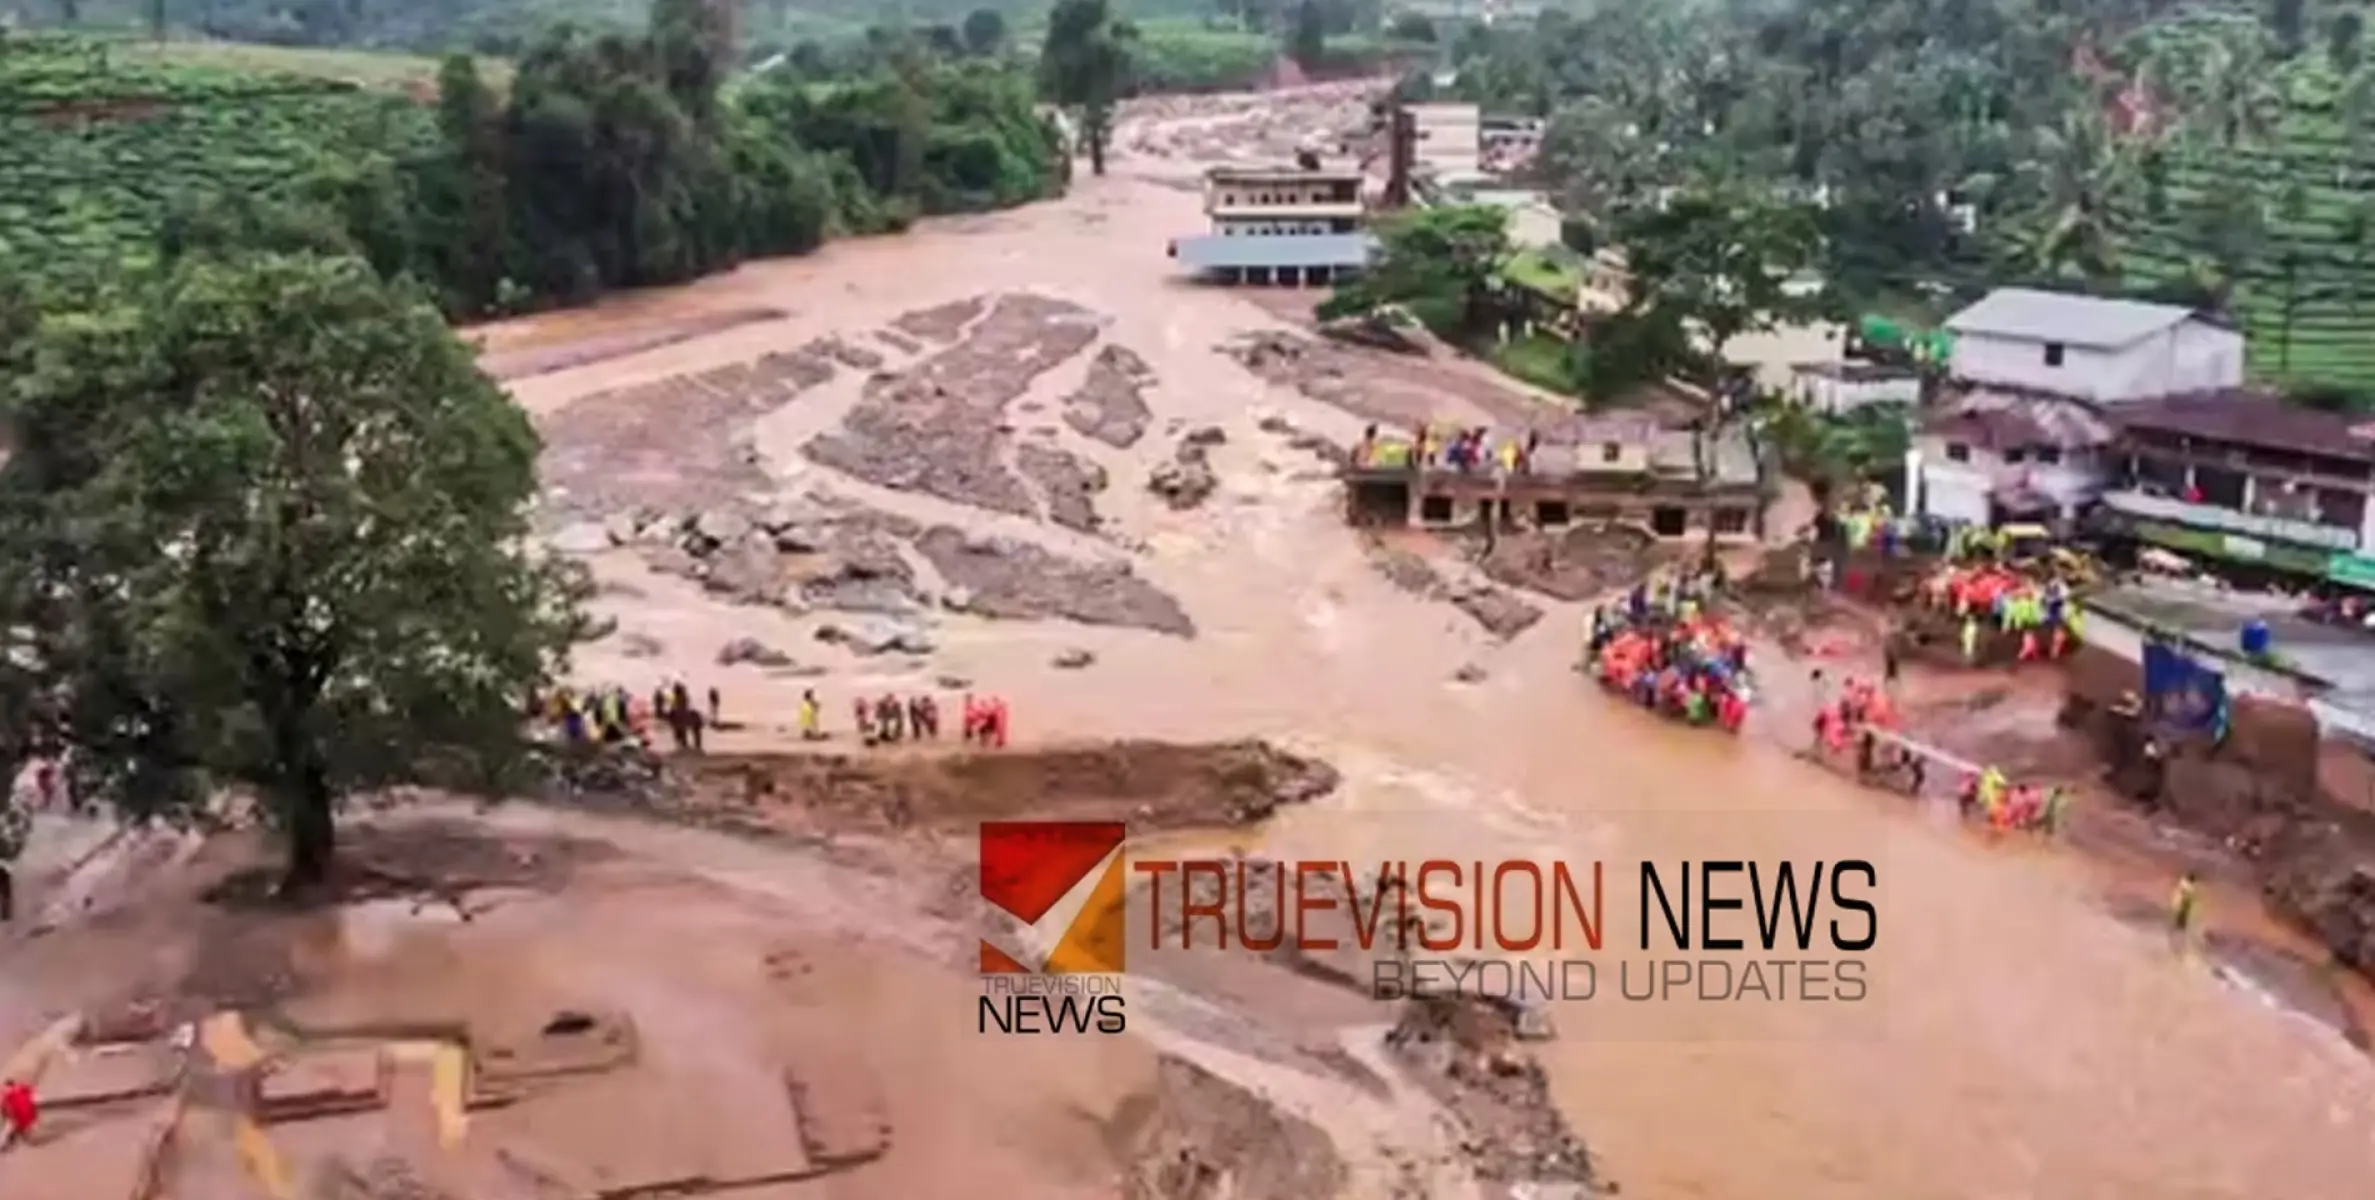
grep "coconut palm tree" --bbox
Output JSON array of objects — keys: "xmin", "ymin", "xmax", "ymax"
[{"xmin": 2006, "ymin": 102, "xmax": 2136, "ymax": 282}]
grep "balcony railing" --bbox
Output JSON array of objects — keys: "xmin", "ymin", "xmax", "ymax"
[{"xmin": 2099, "ymin": 488, "xmax": 2360, "ymax": 551}]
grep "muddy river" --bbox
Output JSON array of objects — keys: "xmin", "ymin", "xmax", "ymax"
[{"xmin": 474, "ymin": 91, "xmax": 2375, "ymax": 1198}]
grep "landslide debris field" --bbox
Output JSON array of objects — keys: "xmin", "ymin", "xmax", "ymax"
[
  {"xmin": 537, "ymin": 291, "xmax": 1223, "ymax": 647},
  {"xmin": 0, "ymin": 740, "xmax": 1600, "ymax": 1200}
]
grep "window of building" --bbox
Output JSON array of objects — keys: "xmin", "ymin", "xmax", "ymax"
[
  {"xmin": 2033, "ymin": 445, "xmax": 2062, "ymax": 465},
  {"xmin": 1712, "ymin": 507, "xmax": 1750, "ymax": 534},
  {"xmin": 1418, "ymin": 495, "xmax": 1454, "ymax": 523},
  {"xmin": 2003, "ymin": 448, "xmax": 2026, "ymax": 464},
  {"xmin": 1945, "ymin": 442, "xmax": 1971, "ymax": 463},
  {"xmin": 2318, "ymin": 487, "xmax": 2368, "ymax": 530},
  {"xmin": 2194, "ymin": 465, "xmax": 2247, "ymax": 509},
  {"xmin": 2137, "ymin": 455, "xmax": 2189, "ymax": 496},
  {"xmin": 1650, "ymin": 506, "xmax": 1688, "ymax": 537},
  {"xmin": 1601, "ymin": 442, "xmax": 1624, "ymax": 463},
  {"xmin": 2042, "ymin": 342, "xmax": 2066, "ymax": 367}
]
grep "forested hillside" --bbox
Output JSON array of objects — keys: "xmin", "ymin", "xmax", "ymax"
[
  {"xmin": 20, "ymin": 0, "xmax": 1414, "ymax": 89},
  {"xmin": 0, "ymin": 14, "xmax": 1066, "ymax": 318},
  {"xmin": 1447, "ymin": 0, "xmax": 2375, "ymax": 395}
]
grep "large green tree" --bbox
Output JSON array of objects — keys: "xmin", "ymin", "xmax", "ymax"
[
  {"xmin": 0, "ymin": 253, "xmax": 590, "ymax": 894},
  {"xmin": 1612, "ymin": 180, "xmax": 1823, "ymax": 361},
  {"xmin": 1040, "ymin": 0, "xmax": 1136, "ymax": 175},
  {"xmin": 1320, "ymin": 204, "xmax": 1514, "ymax": 339}
]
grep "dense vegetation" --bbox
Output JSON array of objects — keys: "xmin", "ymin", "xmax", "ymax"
[
  {"xmin": 0, "ymin": 244, "xmax": 591, "ymax": 893},
  {"xmin": 1446, "ymin": 0, "xmax": 2375, "ymax": 395},
  {"xmin": 0, "ymin": 20, "xmax": 1067, "ymax": 317},
  {"xmin": 30, "ymin": 0, "xmax": 1419, "ymax": 90}
]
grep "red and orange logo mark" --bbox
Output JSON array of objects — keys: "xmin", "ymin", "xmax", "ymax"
[{"xmin": 978, "ymin": 821, "xmax": 1128, "ymax": 974}]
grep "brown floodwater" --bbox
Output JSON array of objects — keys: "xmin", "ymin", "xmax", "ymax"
[{"xmin": 482, "ymin": 92, "xmax": 2375, "ymax": 1199}]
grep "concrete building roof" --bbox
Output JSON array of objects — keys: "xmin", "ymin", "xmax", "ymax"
[
  {"xmin": 2114, "ymin": 388, "xmax": 2375, "ymax": 463},
  {"xmin": 1206, "ymin": 165, "xmax": 1364, "ymax": 185},
  {"xmin": 1945, "ymin": 287, "xmax": 2202, "ymax": 350},
  {"xmin": 1172, "ymin": 233, "xmax": 1376, "ymax": 271}
]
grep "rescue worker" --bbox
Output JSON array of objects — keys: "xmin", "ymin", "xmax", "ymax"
[
  {"xmin": 1, "ymin": 1076, "xmax": 35, "ymax": 1142},
  {"xmin": 2042, "ymin": 785, "xmax": 2069, "ymax": 835},
  {"xmin": 0, "ymin": 786, "xmax": 24, "ymax": 924},
  {"xmin": 2170, "ymin": 871, "xmax": 2201, "ymax": 938},
  {"xmin": 1960, "ymin": 614, "xmax": 1980, "ymax": 664},
  {"xmin": 854, "ymin": 697, "xmax": 875, "ymax": 746},
  {"xmin": 798, "ymin": 690, "xmax": 822, "ymax": 741},
  {"xmin": 877, "ymin": 693, "xmax": 906, "ymax": 743}
]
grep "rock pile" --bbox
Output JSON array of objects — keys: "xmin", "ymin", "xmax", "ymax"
[
  {"xmin": 1063, "ymin": 344, "xmax": 1158, "ymax": 449},
  {"xmin": 1385, "ymin": 995, "xmax": 1597, "ymax": 1192},
  {"xmin": 1362, "ymin": 540, "xmax": 1544, "ymax": 640},
  {"xmin": 1016, "ymin": 442, "xmax": 1109, "ymax": 532},
  {"xmin": 889, "ymin": 295, "xmax": 987, "ymax": 343},
  {"xmin": 914, "ymin": 527, "xmax": 1196, "ymax": 637},
  {"xmin": 804, "ymin": 294, "xmax": 1103, "ymax": 521},
  {"xmin": 537, "ymin": 344, "xmax": 841, "ymax": 521},
  {"xmin": 1148, "ymin": 427, "xmax": 1224, "ymax": 511}
]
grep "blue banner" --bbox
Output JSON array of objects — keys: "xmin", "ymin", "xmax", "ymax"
[{"xmin": 2142, "ymin": 641, "xmax": 2227, "ymax": 733}]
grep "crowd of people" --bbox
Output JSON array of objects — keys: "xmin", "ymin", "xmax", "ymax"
[
  {"xmin": 1916, "ymin": 563, "xmax": 2084, "ymax": 664},
  {"xmin": 541, "ymin": 681, "xmax": 1015, "ymax": 752},
  {"xmin": 1351, "ymin": 423, "xmax": 1544, "ymax": 474},
  {"xmin": 541, "ymin": 682, "xmax": 717, "ymax": 751},
  {"xmin": 1584, "ymin": 574, "xmax": 1754, "ymax": 732},
  {"xmin": 1806, "ymin": 671, "xmax": 2066, "ymax": 834}
]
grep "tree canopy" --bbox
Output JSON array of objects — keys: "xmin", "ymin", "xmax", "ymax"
[
  {"xmin": 1040, "ymin": 0, "xmax": 1137, "ymax": 175},
  {"xmin": 0, "ymin": 252, "xmax": 590, "ymax": 892},
  {"xmin": 1449, "ymin": 0, "xmax": 2375, "ymax": 392}
]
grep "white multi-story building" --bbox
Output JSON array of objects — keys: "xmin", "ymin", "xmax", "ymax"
[
  {"xmin": 1910, "ymin": 288, "xmax": 2248, "ymax": 527},
  {"xmin": 1941, "ymin": 287, "xmax": 2244, "ymax": 403}
]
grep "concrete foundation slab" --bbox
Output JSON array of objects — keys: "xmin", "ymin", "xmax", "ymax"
[
  {"xmin": 473, "ymin": 1009, "xmax": 638, "ymax": 1094},
  {"xmin": 255, "ymin": 1049, "xmax": 388, "ymax": 1123},
  {"xmin": 40, "ymin": 1044, "xmax": 181, "ymax": 1109},
  {"xmin": 784, "ymin": 1057, "xmax": 890, "ymax": 1169},
  {"xmin": 0, "ymin": 1099, "xmax": 166, "ymax": 1200}
]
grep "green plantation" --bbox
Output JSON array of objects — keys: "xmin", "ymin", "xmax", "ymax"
[
  {"xmin": 0, "ymin": 26, "xmax": 1065, "ymax": 317},
  {"xmin": 2111, "ymin": 16, "xmax": 2375, "ymax": 392},
  {"xmin": 0, "ymin": 40, "xmax": 434, "ymax": 272}
]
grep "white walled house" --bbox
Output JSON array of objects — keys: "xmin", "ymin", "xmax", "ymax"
[
  {"xmin": 1788, "ymin": 362, "xmax": 1921, "ymax": 415},
  {"xmin": 1909, "ymin": 390, "xmax": 2114, "ymax": 526},
  {"xmin": 1942, "ymin": 288, "xmax": 2244, "ymax": 404}
]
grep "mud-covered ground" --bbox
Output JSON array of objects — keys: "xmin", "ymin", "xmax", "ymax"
[{"xmin": 0, "ymin": 740, "xmax": 1594, "ymax": 1200}]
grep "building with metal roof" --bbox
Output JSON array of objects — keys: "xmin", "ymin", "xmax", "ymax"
[
  {"xmin": 1938, "ymin": 286, "xmax": 2245, "ymax": 408},
  {"xmin": 1946, "ymin": 288, "xmax": 2203, "ymax": 349}
]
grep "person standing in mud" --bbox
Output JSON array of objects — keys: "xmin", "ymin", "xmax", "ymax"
[
  {"xmin": 2169, "ymin": 871, "xmax": 2201, "ymax": 944},
  {"xmin": 877, "ymin": 694, "xmax": 906, "ymax": 743},
  {"xmin": 0, "ymin": 784, "xmax": 26, "ymax": 923},
  {"xmin": 669, "ymin": 680, "xmax": 693, "ymax": 731},
  {"xmin": 707, "ymin": 686, "xmax": 721, "ymax": 729},
  {"xmin": 909, "ymin": 694, "xmax": 936, "ymax": 740},
  {"xmin": 855, "ymin": 697, "xmax": 875, "ymax": 746}
]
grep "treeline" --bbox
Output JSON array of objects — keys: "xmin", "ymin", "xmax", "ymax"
[
  {"xmin": 394, "ymin": 5, "xmax": 1066, "ymax": 316},
  {"xmin": 24, "ymin": 5, "xmax": 1065, "ymax": 320}
]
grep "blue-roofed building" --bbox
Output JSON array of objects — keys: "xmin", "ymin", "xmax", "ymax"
[{"xmin": 1167, "ymin": 164, "xmax": 1377, "ymax": 286}]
